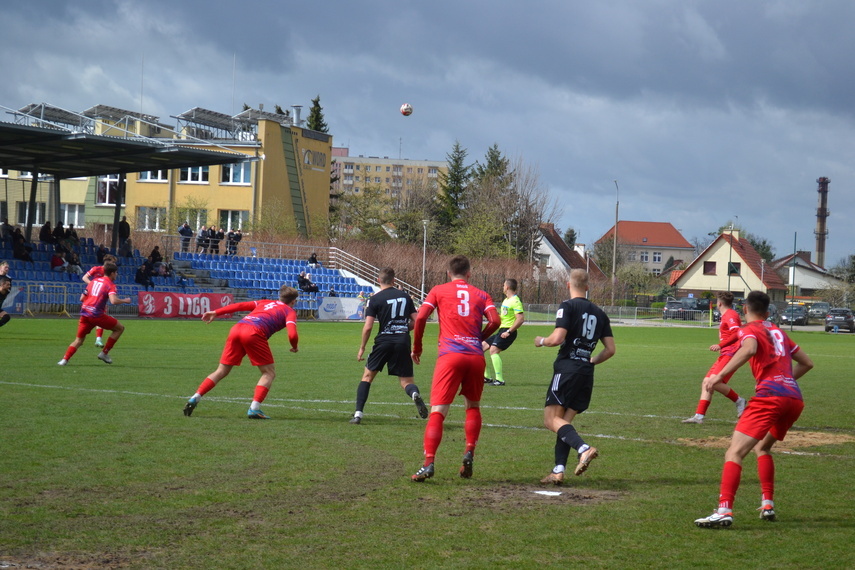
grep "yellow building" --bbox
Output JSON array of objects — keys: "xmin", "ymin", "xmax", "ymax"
[{"xmin": 0, "ymin": 103, "xmax": 332, "ymax": 239}]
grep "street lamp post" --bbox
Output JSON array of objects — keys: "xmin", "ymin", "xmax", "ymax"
[
  {"xmin": 611, "ymin": 180, "xmax": 620, "ymax": 307},
  {"xmin": 421, "ymin": 219, "xmax": 428, "ymax": 301}
]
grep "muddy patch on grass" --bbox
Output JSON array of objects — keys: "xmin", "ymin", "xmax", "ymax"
[
  {"xmin": 454, "ymin": 483, "xmax": 623, "ymax": 511},
  {"xmin": 679, "ymin": 431, "xmax": 855, "ymax": 452},
  {"xmin": 0, "ymin": 552, "xmax": 139, "ymax": 568}
]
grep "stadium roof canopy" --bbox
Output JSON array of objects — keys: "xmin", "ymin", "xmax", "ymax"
[{"xmin": 0, "ymin": 118, "xmax": 246, "ymax": 179}]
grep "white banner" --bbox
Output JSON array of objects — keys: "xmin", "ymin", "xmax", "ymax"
[{"xmin": 317, "ymin": 296, "xmax": 366, "ymax": 320}]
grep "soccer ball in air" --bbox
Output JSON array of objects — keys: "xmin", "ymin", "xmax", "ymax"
[{"xmin": 400, "ymin": 103, "xmax": 413, "ymax": 116}]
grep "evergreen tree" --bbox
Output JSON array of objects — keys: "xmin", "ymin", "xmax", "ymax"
[
  {"xmin": 436, "ymin": 140, "xmax": 471, "ymax": 231},
  {"xmin": 306, "ymin": 95, "xmax": 329, "ymax": 133},
  {"xmin": 563, "ymin": 227, "xmax": 577, "ymax": 249}
]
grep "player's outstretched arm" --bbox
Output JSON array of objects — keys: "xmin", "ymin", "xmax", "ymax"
[{"xmin": 201, "ymin": 310, "xmax": 218, "ymax": 323}]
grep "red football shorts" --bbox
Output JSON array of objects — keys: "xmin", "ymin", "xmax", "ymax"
[
  {"xmin": 706, "ymin": 353, "xmax": 736, "ymax": 383},
  {"xmin": 430, "ymin": 353, "xmax": 486, "ymax": 406},
  {"xmin": 220, "ymin": 323, "xmax": 274, "ymax": 367},
  {"xmin": 735, "ymin": 396, "xmax": 804, "ymax": 442},
  {"xmin": 77, "ymin": 314, "xmax": 118, "ymax": 337}
]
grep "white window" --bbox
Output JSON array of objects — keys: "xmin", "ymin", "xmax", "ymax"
[
  {"xmin": 374, "ymin": 177, "xmax": 381, "ymax": 183},
  {"xmin": 355, "ymin": 165, "xmax": 361, "ymax": 171},
  {"xmin": 139, "ymin": 170, "xmax": 169, "ymax": 182},
  {"xmin": 219, "ymin": 210, "xmax": 249, "ymax": 231},
  {"xmin": 136, "ymin": 206, "xmax": 167, "ymax": 231},
  {"xmin": 417, "ymin": 168, "xmax": 424, "ymax": 174},
  {"xmin": 428, "ymin": 167, "xmax": 438, "ymax": 176},
  {"xmin": 0, "ymin": 169, "xmax": 7, "ymax": 178},
  {"xmin": 653, "ymin": 251, "xmax": 662, "ymax": 263},
  {"xmin": 640, "ymin": 251, "xmax": 649, "ymax": 263},
  {"xmin": 60, "ymin": 204, "xmax": 86, "ymax": 227},
  {"xmin": 385, "ymin": 166, "xmax": 391, "ymax": 172},
  {"xmin": 18, "ymin": 171, "xmax": 52, "ymax": 180},
  {"xmin": 179, "ymin": 166, "xmax": 209, "ymax": 183},
  {"xmin": 178, "ymin": 208, "xmax": 208, "ymax": 229},
  {"xmin": 343, "ymin": 164, "xmax": 354, "ymax": 173},
  {"xmin": 627, "ymin": 251, "xmax": 637, "ymax": 262},
  {"xmin": 221, "ymin": 162, "xmax": 251, "ymax": 185},
  {"xmin": 393, "ymin": 166, "xmax": 402, "ymax": 173},
  {"xmin": 375, "ymin": 166, "xmax": 381, "ymax": 172},
  {"xmin": 652, "ymin": 268, "xmax": 661, "ymax": 276},
  {"xmin": 96, "ymin": 174, "xmax": 125, "ymax": 205},
  {"xmin": 17, "ymin": 201, "xmax": 46, "ymax": 225}
]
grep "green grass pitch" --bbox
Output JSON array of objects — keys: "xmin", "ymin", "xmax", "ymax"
[{"xmin": 1, "ymin": 319, "xmax": 853, "ymax": 568}]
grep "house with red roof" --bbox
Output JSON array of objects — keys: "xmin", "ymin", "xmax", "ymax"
[
  {"xmin": 770, "ymin": 251, "xmax": 843, "ymax": 297},
  {"xmin": 670, "ymin": 230, "xmax": 788, "ymax": 303},
  {"xmin": 537, "ymin": 223, "xmax": 606, "ymax": 280},
  {"xmin": 595, "ymin": 221, "xmax": 694, "ymax": 276}
]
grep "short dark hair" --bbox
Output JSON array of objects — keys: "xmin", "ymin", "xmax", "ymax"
[
  {"xmin": 745, "ymin": 290, "xmax": 770, "ymax": 315},
  {"xmin": 279, "ymin": 285, "xmax": 298, "ymax": 304},
  {"xmin": 378, "ymin": 267, "xmax": 395, "ymax": 285},
  {"xmin": 716, "ymin": 291, "xmax": 734, "ymax": 306},
  {"xmin": 0, "ymin": 275, "xmax": 11, "ymax": 286},
  {"xmin": 504, "ymin": 278, "xmax": 518, "ymax": 292},
  {"xmin": 103, "ymin": 262, "xmax": 118, "ymax": 277},
  {"xmin": 448, "ymin": 255, "xmax": 470, "ymax": 277}
]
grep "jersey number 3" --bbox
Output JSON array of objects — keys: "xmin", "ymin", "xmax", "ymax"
[{"xmin": 457, "ymin": 290, "xmax": 470, "ymax": 317}]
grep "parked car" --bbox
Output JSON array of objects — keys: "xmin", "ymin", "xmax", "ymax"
[
  {"xmin": 781, "ymin": 305, "xmax": 807, "ymax": 326},
  {"xmin": 824, "ymin": 308, "xmax": 855, "ymax": 332},
  {"xmin": 808, "ymin": 302, "xmax": 831, "ymax": 320},
  {"xmin": 663, "ymin": 300, "xmax": 684, "ymax": 319},
  {"xmin": 767, "ymin": 303, "xmax": 781, "ymax": 326}
]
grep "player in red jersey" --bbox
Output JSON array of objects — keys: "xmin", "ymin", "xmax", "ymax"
[
  {"xmin": 694, "ymin": 290, "xmax": 813, "ymax": 528},
  {"xmin": 58, "ymin": 262, "xmax": 131, "ymax": 365},
  {"xmin": 81, "ymin": 254, "xmax": 117, "ymax": 348},
  {"xmin": 410, "ymin": 255, "xmax": 500, "ymax": 481},
  {"xmin": 683, "ymin": 291, "xmax": 747, "ymax": 423},
  {"xmin": 183, "ymin": 285, "xmax": 299, "ymax": 419}
]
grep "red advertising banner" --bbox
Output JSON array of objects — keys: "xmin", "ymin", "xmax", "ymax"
[{"xmin": 137, "ymin": 292, "xmax": 234, "ymax": 318}]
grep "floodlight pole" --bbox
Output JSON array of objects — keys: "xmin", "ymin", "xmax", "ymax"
[{"xmin": 421, "ymin": 219, "xmax": 429, "ymax": 301}]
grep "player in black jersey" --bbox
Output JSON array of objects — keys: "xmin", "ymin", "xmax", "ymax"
[
  {"xmin": 350, "ymin": 267, "xmax": 428, "ymax": 424},
  {"xmin": 0, "ymin": 276, "xmax": 12, "ymax": 328},
  {"xmin": 534, "ymin": 269, "xmax": 616, "ymax": 484}
]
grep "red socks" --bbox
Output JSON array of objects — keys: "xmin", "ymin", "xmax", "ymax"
[
  {"xmin": 63, "ymin": 345, "xmax": 78, "ymax": 361},
  {"xmin": 718, "ymin": 461, "xmax": 742, "ymax": 510},
  {"xmin": 724, "ymin": 388, "xmax": 740, "ymax": 403},
  {"xmin": 423, "ymin": 412, "xmax": 444, "ymax": 465},
  {"xmin": 253, "ymin": 385, "xmax": 270, "ymax": 404},
  {"xmin": 197, "ymin": 378, "xmax": 216, "ymax": 397},
  {"xmin": 695, "ymin": 399, "xmax": 711, "ymax": 416},
  {"xmin": 758, "ymin": 454, "xmax": 775, "ymax": 502},
  {"xmin": 103, "ymin": 337, "xmax": 117, "ymax": 354},
  {"xmin": 464, "ymin": 407, "xmax": 482, "ymax": 454}
]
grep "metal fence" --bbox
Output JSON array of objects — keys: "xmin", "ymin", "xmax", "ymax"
[{"xmin": 525, "ymin": 304, "xmax": 716, "ymax": 328}]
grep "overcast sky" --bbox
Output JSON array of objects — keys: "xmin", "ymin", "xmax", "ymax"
[{"xmin": 2, "ymin": 1, "xmax": 854, "ymax": 267}]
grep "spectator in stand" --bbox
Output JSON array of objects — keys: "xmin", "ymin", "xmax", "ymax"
[
  {"xmin": 178, "ymin": 222, "xmax": 194, "ymax": 253},
  {"xmin": 196, "ymin": 225, "xmax": 209, "ymax": 254},
  {"xmin": 297, "ymin": 271, "xmax": 319, "ymax": 293},
  {"xmin": 135, "ymin": 262, "xmax": 154, "ymax": 290},
  {"xmin": 52, "ymin": 221, "xmax": 66, "ymax": 246},
  {"xmin": 1, "ymin": 218, "xmax": 14, "ymax": 240},
  {"xmin": 118, "ymin": 238, "xmax": 134, "ymax": 259},
  {"xmin": 149, "ymin": 246, "xmax": 164, "ymax": 270},
  {"xmin": 226, "ymin": 228, "xmax": 236, "ymax": 256},
  {"xmin": 12, "ymin": 229, "xmax": 34, "ymax": 265},
  {"xmin": 118, "ymin": 216, "xmax": 131, "ymax": 247},
  {"xmin": 328, "ymin": 286, "xmax": 338, "ymax": 297},
  {"xmin": 66, "ymin": 251, "xmax": 84, "ymax": 275},
  {"xmin": 212, "ymin": 226, "xmax": 225, "ymax": 255},
  {"xmin": 232, "ymin": 229, "xmax": 242, "ymax": 255},
  {"xmin": 96, "ymin": 244, "xmax": 109, "ymax": 264},
  {"xmin": 62, "ymin": 224, "xmax": 80, "ymax": 252},
  {"xmin": 39, "ymin": 221, "xmax": 55, "ymax": 245},
  {"xmin": 308, "ymin": 252, "xmax": 320, "ymax": 268},
  {"xmin": 176, "ymin": 272, "xmax": 188, "ymax": 292},
  {"xmin": 51, "ymin": 249, "xmax": 68, "ymax": 272}
]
